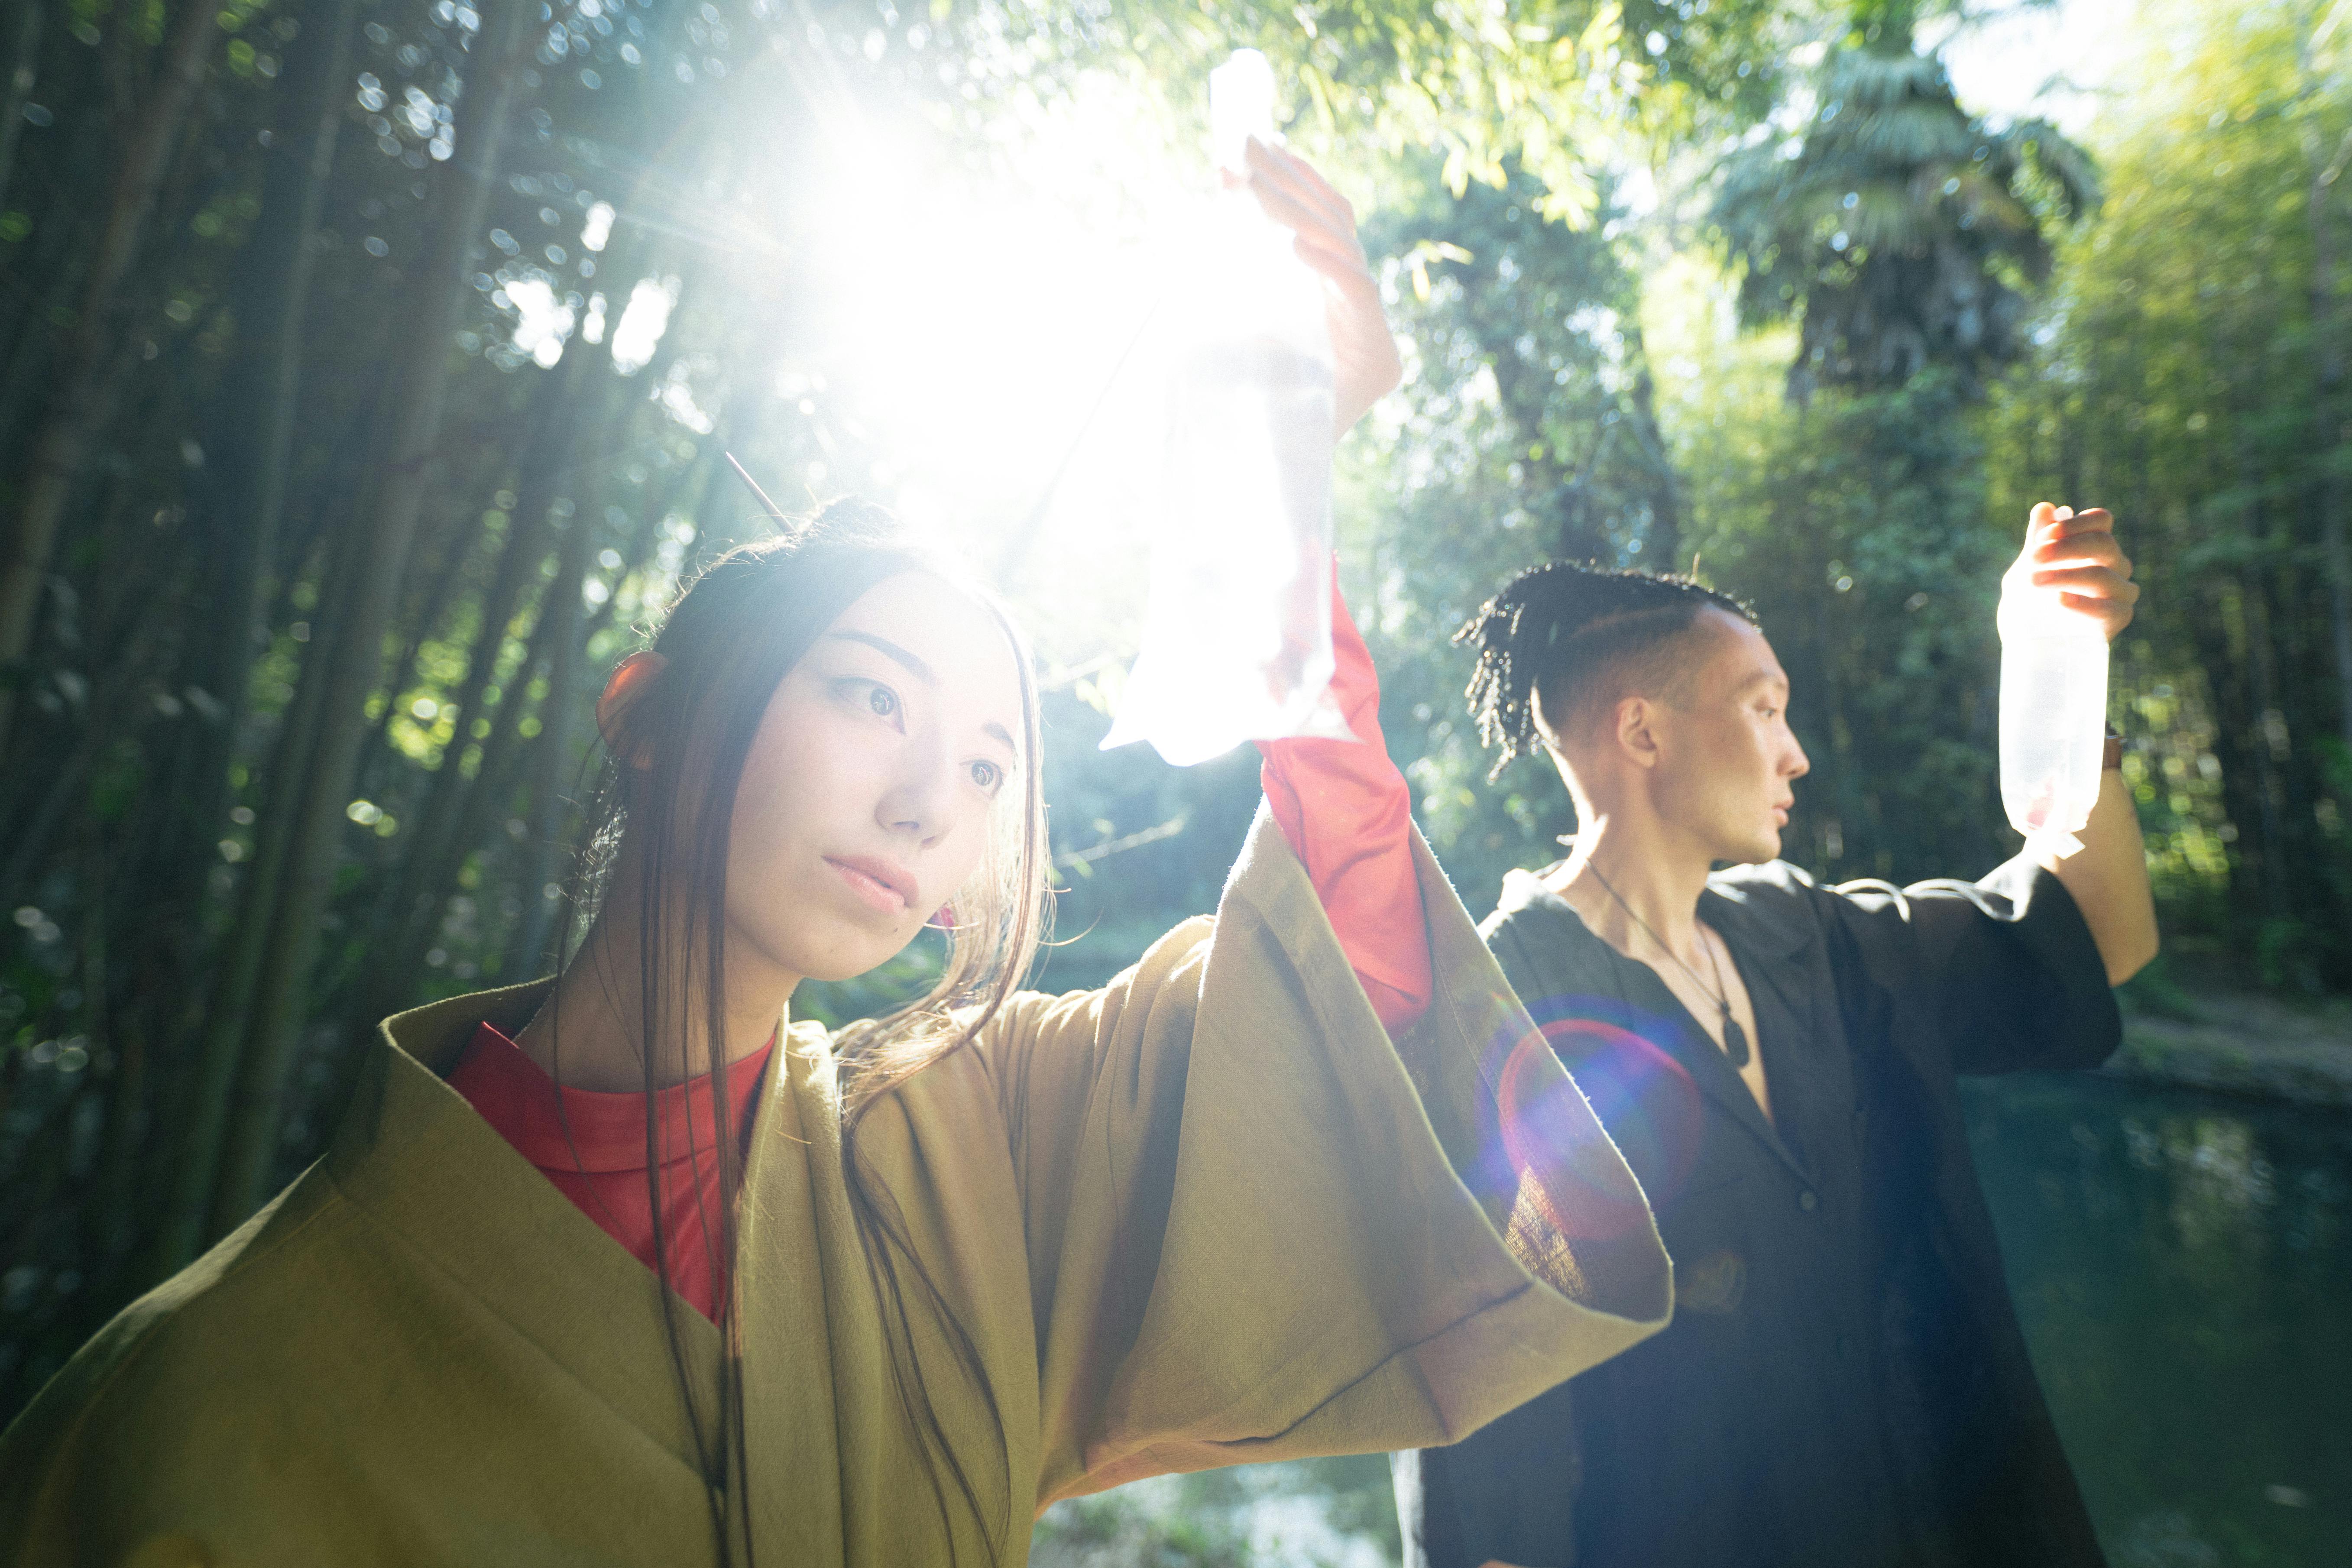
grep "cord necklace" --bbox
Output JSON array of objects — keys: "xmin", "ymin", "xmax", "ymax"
[{"xmin": 1583, "ymin": 862, "xmax": 1751, "ymax": 1069}]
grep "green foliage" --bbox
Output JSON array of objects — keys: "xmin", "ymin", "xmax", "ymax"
[
  {"xmin": 1679, "ymin": 359, "xmax": 2016, "ymax": 880},
  {"xmin": 1981, "ymin": 0, "xmax": 2352, "ymax": 982},
  {"xmin": 1331, "ymin": 165, "xmax": 1688, "ymax": 908},
  {"xmin": 1029, "ymin": 1455, "xmax": 1398, "ymax": 1567},
  {"xmin": 1714, "ymin": 31, "xmax": 2095, "ymax": 398}
]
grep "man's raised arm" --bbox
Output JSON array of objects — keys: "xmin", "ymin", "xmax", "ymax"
[{"xmin": 2012, "ymin": 501, "xmax": 2160, "ymax": 985}]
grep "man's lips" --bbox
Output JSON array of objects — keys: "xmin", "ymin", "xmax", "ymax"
[
  {"xmin": 1771, "ymin": 803, "xmax": 1793, "ymax": 826},
  {"xmin": 825, "ymin": 855, "xmax": 917, "ymax": 915}
]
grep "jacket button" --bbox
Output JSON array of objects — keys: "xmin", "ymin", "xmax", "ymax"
[{"xmin": 1798, "ymin": 1189, "xmax": 1819, "ymax": 1212}]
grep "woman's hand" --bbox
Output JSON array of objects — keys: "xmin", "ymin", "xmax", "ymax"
[
  {"xmin": 1236, "ymin": 137, "xmax": 1403, "ymax": 435},
  {"xmin": 2008, "ymin": 502, "xmax": 2141, "ymax": 642}
]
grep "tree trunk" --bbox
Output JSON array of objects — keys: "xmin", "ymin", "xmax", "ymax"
[
  {"xmin": 117, "ymin": 0, "xmax": 367, "ymax": 1181},
  {"xmin": 201, "ymin": 0, "xmax": 536, "ymax": 1240},
  {"xmin": 0, "ymin": 0, "xmax": 42, "ymax": 216},
  {"xmin": 146, "ymin": 484, "xmax": 365, "ymax": 1277},
  {"xmin": 509, "ymin": 438, "xmax": 710, "ymax": 974},
  {"xmin": 185, "ymin": 0, "xmax": 362, "ymax": 798},
  {"xmin": 1622, "ymin": 321, "xmax": 1682, "ymax": 572},
  {"xmin": 2308, "ymin": 140, "xmax": 2352, "ymax": 750},
  {"xmin": 0, "ymin": 0, "xmax": 214, "ymax": 756}
]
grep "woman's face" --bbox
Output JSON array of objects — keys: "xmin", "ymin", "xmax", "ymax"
[{"xmin": 725, "ymin": 570, "xmax": 1026, "ymax": 987}]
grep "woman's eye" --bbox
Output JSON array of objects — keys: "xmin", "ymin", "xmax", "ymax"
[
  {"xmin": 969, "ymin": 759, "xmax": 1002, "ymax": 792},
  {"xmin": 842, "ymin": 679, "xmax": 898, "ymax": 719}
]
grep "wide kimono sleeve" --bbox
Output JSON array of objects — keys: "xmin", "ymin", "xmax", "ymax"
[
  {"xmin": 979, "ymin": 806, "xmax": 1673, "ymax": 1507},
  {"xmin": 1812, "ymin": 855, "xmax": 2121, "ymax": 1076}
]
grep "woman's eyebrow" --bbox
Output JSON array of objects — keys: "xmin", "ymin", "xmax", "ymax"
[{"xmin": 825, "ymin": 630, "xmax": 936, "ymax": 685}]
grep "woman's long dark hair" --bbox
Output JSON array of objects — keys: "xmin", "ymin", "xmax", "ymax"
[{"xmin": 545, "ymin": 499, "xmax": 1050, "ymax": 1566}]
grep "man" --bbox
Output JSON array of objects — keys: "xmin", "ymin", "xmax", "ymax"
[{"xmin": 1397, "ymin": 503, "xmax": 2156, "ymax": 1568}]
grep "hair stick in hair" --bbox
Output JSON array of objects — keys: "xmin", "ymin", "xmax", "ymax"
[{"xmin": 724, "ymin": 453, "xmax": 791, "ymax": 529}]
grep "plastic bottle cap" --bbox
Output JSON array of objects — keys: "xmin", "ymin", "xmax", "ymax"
[{"xmin": 1209, "ymin": 49, "xmax": 1277, "ymax": 173}]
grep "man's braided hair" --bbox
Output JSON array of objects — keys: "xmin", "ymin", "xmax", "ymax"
[{"xmin": 1454, "ymin": 560, "xmax": 1757, "ymax": 779}]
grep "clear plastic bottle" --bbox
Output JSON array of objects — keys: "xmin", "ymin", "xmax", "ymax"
[
  {"xmin": 1998, "ymin": 562, "xmax": 2109, "ymax": 854},
  {"xmin": 1102, "ymin": 49, "xmax": 1351, "ymax": 766}
]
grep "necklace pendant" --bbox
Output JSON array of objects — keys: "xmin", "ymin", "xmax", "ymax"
[{"xmin": 1723, "ymin": 1012, "xmax": 1751, "ymax": 1069}]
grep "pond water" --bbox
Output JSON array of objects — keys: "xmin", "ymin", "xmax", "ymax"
[
  {"xmin": 1031, "ymin": 1076, "xmax": 2352, "ymax": 1567},
  {"xmin": 1965, "ymin": 1075, "xmax": 2351, "ymax": 1568}
]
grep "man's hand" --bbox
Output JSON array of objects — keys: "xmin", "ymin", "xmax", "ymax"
[
  {"xmin": 1235, "ymin": 137, "xmax": 1403, "ymax": 435},
  {"xmin": 2005, "ymin": 505, "xmax": 2159, "ymax": 981},
  {"xmin": 2007, "ymin": 502, "xmax": 2140, "ymax": 642}
]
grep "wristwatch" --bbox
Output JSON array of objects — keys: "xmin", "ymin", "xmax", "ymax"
[{"xmin": 2103, "ymin": 729, "xmax": 2125, "ymax": 771}]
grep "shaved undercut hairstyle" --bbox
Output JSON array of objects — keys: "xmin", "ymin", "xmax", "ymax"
[{"xmin": 1455, "ymin": 560, "xmax": 1758, "ymax": 778}]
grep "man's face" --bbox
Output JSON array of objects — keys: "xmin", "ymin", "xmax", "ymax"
[{"xmin": 1649, "ymin": 612, "xmax": 1811, "ymax": 864}]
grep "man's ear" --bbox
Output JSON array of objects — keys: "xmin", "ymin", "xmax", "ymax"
[
  {"xmin": 1613, "ymin": 694, "xmax": 1663, "ymax": 771},
  {"xmin": 597, "ymin": 651, "xmax": 666, "ymax": 766}
]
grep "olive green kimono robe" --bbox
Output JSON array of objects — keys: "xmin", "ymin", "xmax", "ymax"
[{"xmin": 0, "ymin": 812, "xmax": 1672, "ymax": 1567}]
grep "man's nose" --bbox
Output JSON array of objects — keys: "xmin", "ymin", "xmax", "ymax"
[{"xmin": 1784, "ymin": 738, "xmax": 1811, "ymax": 780}]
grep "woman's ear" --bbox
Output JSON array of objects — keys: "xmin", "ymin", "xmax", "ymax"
[{"xmin": 597, "ymin": 651, "xmax": 667, "ymax": 766}]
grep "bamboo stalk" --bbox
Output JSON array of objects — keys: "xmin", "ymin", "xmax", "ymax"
[
  {"xmin": 188, "ymin": 0, "xmax": 538, "ymax": 1249},
  {"xmin": 0, "ymin": 0, "xmax": 217, "ymax": 755}
]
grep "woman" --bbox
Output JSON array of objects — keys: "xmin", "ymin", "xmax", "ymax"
[{"xmin": 0, "ymin": 145, "xmax": 1669, "ymax": 1568}]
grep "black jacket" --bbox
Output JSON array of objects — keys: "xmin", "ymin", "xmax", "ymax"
[{"xmin": 1398, "ymin": 856, "xmax": 2118, "ymax": 1568}]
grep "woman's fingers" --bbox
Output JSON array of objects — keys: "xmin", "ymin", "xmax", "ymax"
[
  {"xmin": 1243, "ymin": 139, "xmax": 1366, "ymax": 264},
  {"xmin": 1230, "ymin": 136, "xmax": 1401, "ymax": 433},
  {"xmin": 1261, "ymin": 138, "xmax": 1357, "ymax": 232},
  {"xmin": 1247, "ymin": 172, "xmax": 1351, "ymax": 256},
  {"xmin": 1245, "ymin": 137, "xmax": 1352, "ymax": 228},
  {"xmin": 1240, "ymin": 156, "xmax": 1380, "ymax": 299}
]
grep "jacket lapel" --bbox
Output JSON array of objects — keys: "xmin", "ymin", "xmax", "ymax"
[
  {"xmin": 1698, "ymin": 890, "xmax": 1821, "ymax": 1186},
  {"xmin": 334, "ymin": 982, "xmax": 726, "ymax": 1470},
  {"xmin": 1496, "ymin": 871, "xmax": 1814, "ymax": 1188},
  {"xmin": 1634, "ymin": 949, "xmax": 1813, "ymax": 1189}
]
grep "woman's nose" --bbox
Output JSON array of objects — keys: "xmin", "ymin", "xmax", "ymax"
[{"xmin": 879, "ymin": 741, "xmax": 954, "ymax": 844}]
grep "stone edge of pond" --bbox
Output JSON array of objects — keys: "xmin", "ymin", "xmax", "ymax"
[{"xmin": 2106, "ymin": 1024, "xmax": 2352, "ymax": 1111}]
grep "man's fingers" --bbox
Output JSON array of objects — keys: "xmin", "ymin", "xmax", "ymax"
[
  {"xmin": 2027, "ymin": 502, "xmax": 2115, "ymax": 538},
  {"xmin": 2058, "ymin": 590, "xmax": 2137, "ymax": 627},
  {"xmin": 2032, "ymin": 532, "xmax": 2131, "ymax": 568},
  {"xmin": 2032, "ymin": 564, "xmax": 2141, "ymax": 603},
  {"xmin": 2045, "ymin": 505, "xmax": 2114, "ymax": 542},
  {"xmin": 2032, "ymin": 534, "xmax": 2134, "ymax": 580}
]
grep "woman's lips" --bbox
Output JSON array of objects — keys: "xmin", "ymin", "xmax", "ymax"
[{"xmin": 826, "ymin": 857, "xmax": 912, "ymax": 916}]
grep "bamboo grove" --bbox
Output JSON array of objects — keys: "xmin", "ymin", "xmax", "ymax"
[{"xmin": 6, "ymin": 0, "xmax": 2352, "ymax": 1425}]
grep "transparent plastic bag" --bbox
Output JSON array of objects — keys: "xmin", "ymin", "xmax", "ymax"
[
  {"xmin": 1997, "ymin": 574, "xmax": 2109, "ymax": 855},
  {"xmin": 1101, "ymin": 50, "xmax": 1354, "ymax": 767}
]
